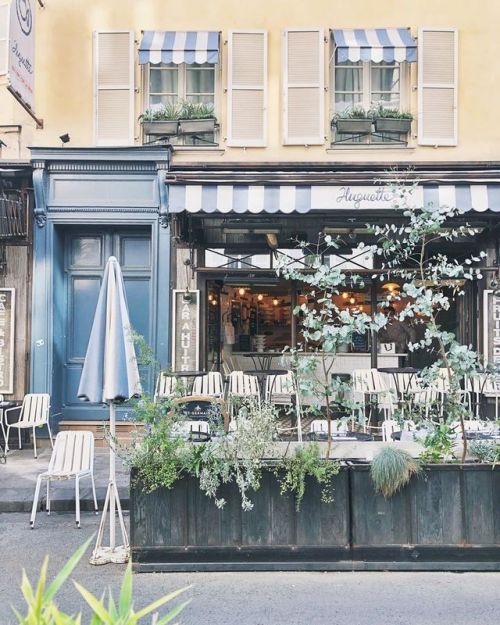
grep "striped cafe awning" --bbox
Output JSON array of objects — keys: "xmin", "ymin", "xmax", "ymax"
[
  {"xmin": 139, "ymin": 31, "xmax": 220, "ymax": 65},
  {"xmin": 332, "ymin": 28, "xmax": 417, "ymax": 63},
  {"xmin": 168, "ymin": 183, "xmax": 500, "ymax": 214}
]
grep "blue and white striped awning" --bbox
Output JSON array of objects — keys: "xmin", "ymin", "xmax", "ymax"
[
  {"xmin": 139, "ymin": 31, "xmax": 220, "ymax": 65},
  {"xmin": 168, "ymin": 184, "xmax": 500, "ymax": 214},
  {"xmin": 332, "ymin": 28, "xmax": 417, "ymax": 63}
]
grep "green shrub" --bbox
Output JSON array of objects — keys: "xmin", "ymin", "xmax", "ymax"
[{"xmin": 370, "ymin": 446, "xmax": 421, "ymax": 498}]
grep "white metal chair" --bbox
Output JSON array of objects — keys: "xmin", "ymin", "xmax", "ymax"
[
  {"xmin": 192, "ymin": 372, "xmax": 224, "ymax": 398},
  {"xmin": 30, "ymin": 431, "xmax": 98, "ymax": 528},
  {"xmin": 266, "ymin": 371, "xmax": 303, "ymax": 441},
  {"xmin": 171, "ymin": 420, "xmax": 210, "ymax": 440},
  {"xmin": 5, "ymin": 393, "xmax": 53, "ymax": 458},
  {"xmin": 381, "ymin": 419, "xmax": 399, "ymax": 442},
  {"xmin": 227, "ymin": 371, "xmax": 260, "ymax": 417},
  {"xmin": 310, "ymin": 419, "xmax": 348, "ymax": 435},
  {"xmin": 154, "ymin": 372, "xmax": 188, "ymax": 401},
  {"xmin": 352, "ymin": 369, "xmax": 394, "ymax": 431},
  {"xmin": 465, "ymin": 374, "xmax": 500, "ymax": 419}
]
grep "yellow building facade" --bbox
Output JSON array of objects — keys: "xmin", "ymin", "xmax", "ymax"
[{"xmin": 2, "ymin": 0, "xmax": 500, "ymax": 162}]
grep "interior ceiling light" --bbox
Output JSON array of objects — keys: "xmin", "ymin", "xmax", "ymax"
[
  {"xmin": 257, "ymin": 293, "xmax": 264, "ymax": 301},
  {"xmin": 265, "ymin": 233, "xmax": 279, "ymax": 249},
  {"xmin": 273, "ymin": 298, "xmax": 279, "ymax": 306},
  {"xmin": 238, "ymin": 287, "xmax": 246, "ymax": 296}
]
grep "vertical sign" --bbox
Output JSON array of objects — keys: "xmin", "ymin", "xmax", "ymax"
[
  {"xmin": 8, "ymin": 0, "xmax": 35, "ymax": 110},
  {"xmin": 0, "ymin": 288, "xmax": 15, "ymax": 394},
  {"xmin": 482, "ymin": 289, "xmax": 500, "ymax": 390},
  {"xmin": 172, "ymin": 290, "xmax": 200, "ymax": 372}
]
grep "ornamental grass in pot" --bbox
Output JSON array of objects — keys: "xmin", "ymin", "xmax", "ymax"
[
  {"xmin": 372, "ymin": 105, "xmax": 413, "ymax": 133},
  {"xmin": 178, "ymin": 100, "xmax": 217, "ymax": 134},
  {"xmin": 139, "ymin": 102, "xmax": 180, "ymax": 136}
]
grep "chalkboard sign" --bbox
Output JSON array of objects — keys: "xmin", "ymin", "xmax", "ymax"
[
  {"xmin": 0, "ymin": 289, "xmax": 15, "ymax": 394},
  {"xmin": 172, "ymin": 290, "xmax": 200, "ymax": 372},
  {"xmin": 173, "ymin": 396, "xmax": 226, "ymax": 428}
]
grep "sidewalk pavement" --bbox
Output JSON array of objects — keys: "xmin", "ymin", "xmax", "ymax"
[{"xmin": 0, "ymin": 447, "xmax": 130, "ymax": 513}]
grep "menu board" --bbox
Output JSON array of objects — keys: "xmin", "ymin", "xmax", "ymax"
[
  {"xmin": 0, "ymin": 289, "xmax": 15, "ymax": 394},
  {"xmin": 171, "ymin": 290, "xmax": 200, "ymax": 372},
  {"xmin": 482, "ymin": 289, "xmax": 500, "ymax": 390}
]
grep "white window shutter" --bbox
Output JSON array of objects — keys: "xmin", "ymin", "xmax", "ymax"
[
  {"xmin": 93, "ymin": 31, "xmax": 134, "ymax": 146},
  {"xmin": 418, "ymin": 28, "xmax": 458, "ymax": 146},
  {"xmin": 0, "ymin": 1, "xmax": 9, "ymax": 75},
  {"xmin": 283, "ymin": 28, "xmax": 324, "ymax": 145},
  {"xmin": 227, "ymin": 30, "xmax": 267, "ymax": 147}
]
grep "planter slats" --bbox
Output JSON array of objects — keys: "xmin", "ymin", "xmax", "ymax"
[{"xmin": 131, "ymin": 465, "xmax": 500, "ymax": 572}]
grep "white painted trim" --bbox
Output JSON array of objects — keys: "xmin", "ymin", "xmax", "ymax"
[
  {"xmin": 93, "ymin": 30, "xmax": 135, "ymax": 147},
  {"xmin": 282, "ymin": 28, "xmax": 325, "ymax": 146},
  {"xmin": 417, "ymin": 27, "xmax": 458, "ymax": 147},
  {"xmin": 227, "ymin": 30, "xmax": 268, "ymax": 147},
  {"xmin": 0, "ymin": 288, "xmax": 15, "ymax": 394},
  {"xmin": 171, "ymin": 289, "xmax": 200, "ymax": 372}
]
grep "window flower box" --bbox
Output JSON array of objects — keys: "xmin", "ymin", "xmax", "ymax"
[
  {"xmin": 335, "ymin": 118, "xmax": 373, "ymax": 135},
  {"xmin": 374, "ymin": 117, "xmax": 412, "ymax": 134},
  {"xmin": 177, "ymin": 117, "xmax": 217, "ymax": 135},
  {"xmin": 142, "ymin": 120, "xmax": 179, "ymax": 137}
]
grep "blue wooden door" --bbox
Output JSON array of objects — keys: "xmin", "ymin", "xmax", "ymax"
[{"xmin": 61, "ymin": 228, "xmax": 152, "ymax": 421}]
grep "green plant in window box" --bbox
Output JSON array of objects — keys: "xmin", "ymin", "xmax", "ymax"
[
  {"xmin": 178, "ymin": 100, "xmax": 217, "ymax": 135},
  {"xmin": 139, "ymin": 102, "xmax": 181, "ymax": 137},
  {"xmin": 333, "ymin": 107, "xmax": 373, "ymax": 135},
  {"xmin": 372, "ymin": 105, "xmax": 413, "ymax": 134}
]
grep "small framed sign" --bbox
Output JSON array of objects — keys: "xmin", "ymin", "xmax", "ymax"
[
  {"xmin": 0, "ymin": 288, "xmax": 15, "ymax": 394},
  {"xmin": 171, "ymin": 290, "xmax": 200, "ymax": 372}
]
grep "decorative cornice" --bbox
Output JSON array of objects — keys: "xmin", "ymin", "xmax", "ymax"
[
  {"xmin": 49, "ymin": 206, "xmax": 158, "ymax": 213},
  {"xmin": 47, "ymin": 162, "xmax": 158, "ymax": 174}
]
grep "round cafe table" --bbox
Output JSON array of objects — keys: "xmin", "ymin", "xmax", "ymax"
[
  {"xmin": 243, "ymin": 368, "xmax": 288, "ymax": 398},
  {"xmin": 167, "ymin": 371, "xmax": 207, "ymax": 395},
  {"xmin": 242, "ymin": 352, "xmax": 284, "ymax": 371}
]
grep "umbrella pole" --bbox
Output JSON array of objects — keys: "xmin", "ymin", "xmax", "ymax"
[{"xmin": 90, "ymin": 401, "xmax": 129, "ymax": 565}]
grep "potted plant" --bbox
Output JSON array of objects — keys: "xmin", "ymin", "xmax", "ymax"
[
  {"xmin": 139, "ymin": 102, "xmax": 180, "ymax": 137},
  {"xmin": 178, "ymin": 100, "xmax": 217, "ymax": 135},
  {"xmin": 372, "ymin": 106, "xmax": 413, "ymax": 133},
  {"xmin": 333, "ymin": 107, "xmax": 373, "ymax": 134}
]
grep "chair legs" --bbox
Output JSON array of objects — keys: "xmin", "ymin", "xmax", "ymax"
[
  {"xmin": 33, "ymin": 427, "xmax": 37, "ymax": 458},
  {"xmin": 46, "ymin": 480, "xmax": 50, "ymax": 515},
  {"xmin": 30, "ymin": 475, "xmax": 43, "ymax": 528},
  {"xmin": 75, "ymin": 476, "xmax": 81, "ymax": 528},
  {"xmin": 91, "ymin": 473, "xmax": 99, "ymax": 515},
  {"xmin": 47, "ymin": 421, "xmax": 54, "ymax": 448}
]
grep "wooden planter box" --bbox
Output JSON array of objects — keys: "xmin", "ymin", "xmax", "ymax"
[
  {"xmin": 177, "ymin": 118, "xmax": 216, "ymax": 135},
  {"xmin": 130, "ymin": 464, "xmax": 500, "ymax": 572},
  {"xmin": 142, "ymin": 120, "xmax": 178, "ymax": 136},
  {"xmin": 374, "ymin": 117, "xmax": 412, "ymax": 133},
  {"xmin": 335, "ymin": 118, "xmax": 372, "ymax": 134}
]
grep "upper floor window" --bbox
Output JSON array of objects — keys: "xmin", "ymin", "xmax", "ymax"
[{"xmin": 146, "ymin": 63, "xmax": 217, "ymax": 145}]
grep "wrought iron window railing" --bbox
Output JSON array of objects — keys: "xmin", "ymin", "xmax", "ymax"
[{"xmin": 0, "ymin": 196, "xmax": 28, "ymax": 240}]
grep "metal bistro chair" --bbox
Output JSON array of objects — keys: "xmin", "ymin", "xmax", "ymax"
[
  {"xmin": 465, "ymin": 373, "xmax": 500, "ymax": 420},
  {"xmin": 192, "ymin": 372, "xmax": 224, "ymax": 399},
  {"xmin": 30, "ymin": 431, "xmax": 98, "ymax": 528},
  {"xmin": 352, "ymin": 369, "xmax": 394, "ymax": 432},
  {"xmin": 5, "ymin": 393, "xmax": 53, "ymax": 458},
  {"xmin": 265, "ymin": 371, "xmax": 303, "ymax": 441},
  {"xmin": 227, "ymin": 371, "xmax": 261, "ymax": 418},
  {"xmin": 154, "ymin": 372, "xmax": 189, "ymax": 401}
]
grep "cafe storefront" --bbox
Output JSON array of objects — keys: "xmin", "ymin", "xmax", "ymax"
[{"xmin": 167, "ymin": 163, "xmax": 500, "ymax": 380}]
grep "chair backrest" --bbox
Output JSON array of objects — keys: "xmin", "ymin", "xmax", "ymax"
[
  {"xmin": 20, "ymin": 393, "xmax": 50, "ymax": 425},
  {"xmin": 466, "ymin": 374, "xmax": 500, "ymax": 396},
  {"xmin": 433, "ymin": 368, "xmax": 451, "ymax": 392},
  {"xmin": 381, "ymin": 419, "xmax": 399, "ymax": 442},
  {"xmin": 310, "ymin": 419, "xmax": 346, "ymax": 434},
  {"xmin": 155, "ymin": 373, "xmax": 186, "ymax": 400},
  {"xmin": 352, "ymin": 369, "xmax": 388, "ymax": 393},
  {"xmin": 265, "ymin": 371, "xmax": 295, "ymax": 401},
  {"xmin": 192, "ymin": 372, "xmax": 224, "ymax": 397},
  {"xmin": 48, "ymin": 431, "xmax": 94, "ymax": 474},
  {"xmin": 228, "ymin": 371, "xmax": 260, "ymax": 396}
]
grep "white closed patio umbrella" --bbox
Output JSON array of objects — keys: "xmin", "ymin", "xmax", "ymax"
[{"xmin": 78, "ymin": 256, "xmax": 141, "ymax": 565}]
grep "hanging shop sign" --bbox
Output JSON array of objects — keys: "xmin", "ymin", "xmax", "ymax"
[
  {"xmin": 482, "ymin": 289, "xmax": 500, "ymax": 391},
  {"xmin": 172, "ymin": 289, "xmax": 200, "ymax": 372},
  {"xmin": 8, "ymin": 0, "xmax": 36, "ymax": 112},
  {"xmin": 0, "ymin": 288, "xmax": 15, "ymax": 394}
]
